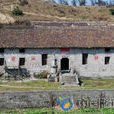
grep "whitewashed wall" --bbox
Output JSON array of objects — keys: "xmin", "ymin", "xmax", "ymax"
[{"xmin": 0, "ymin": 48, "xmax": 114, "ymax": 78}]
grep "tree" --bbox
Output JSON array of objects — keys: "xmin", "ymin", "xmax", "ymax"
[
  {"xmin": 90, "ymin": 0, "xmax": 97, "ymax": 6},
  {"xmin": 62, "ymin": 0, "xmax": 69, "ymax": 5},
  {"xmin": 48, "ymin": 0, "xmax": 56, "ymax": 3},
  {"xmin": 78, "ymin": 0, "xmax": 86, "ymax": 6},
  {"xmin": 108, "ymin": 0, "xmax": 114, "ymax": 6},
  {"xmin": 72, "ymin": 0, "xmax": 77, "ymax": 6},
  {"xmin": 58, "ymin": 0, "xmax": 63, "ymax": 4},
  {"xmin": 96, "ymin": 0, "xmax": 107, "ymax": 6},
  {"xmin": 58, "ymin": 0, "xmax": 69, "ymax": 5}
]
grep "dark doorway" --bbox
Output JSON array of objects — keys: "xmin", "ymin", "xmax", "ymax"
[{"xmin": 61, "ymin": 58, "xmax": 69, "ymax": 70}]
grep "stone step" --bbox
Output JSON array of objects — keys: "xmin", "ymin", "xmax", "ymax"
[
  {"xmin": 62, "ymin": 84, "xmax": 79, "ymax": 87},
  {"xmin": 59, "ymin": 74, "xmax": 79, "ymax": 85}
]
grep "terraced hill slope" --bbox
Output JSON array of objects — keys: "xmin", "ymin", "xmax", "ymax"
[{"xmin": 0, "ymin": 0, "xmax": 114, "ymax": 23}]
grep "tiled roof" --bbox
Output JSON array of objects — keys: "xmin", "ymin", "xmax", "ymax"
[{"xmin": 0, "ymin": 26, "xmax": 114, "ymax": 48}]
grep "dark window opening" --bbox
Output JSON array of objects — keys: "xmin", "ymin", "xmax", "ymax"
[
  {"xmin": 19, "ymin": 58, "xmax": 25, "ymax": 66},
  {"xmin": 42, "ymin": 54, "xmax": 47, "ymax": 66},
  {"xmin": 105, "ymin": 48, "xmax": 110, "ymax": 52},
  {"xmin": 0, "ymin": 58, "xmax": 4, "ymax": 66},
  {"xmin": 105, "ymin": 57, "xmax": 110, "ymax": 65},
  {"xmin": 82, "ymin": 53, "xmax": 88, "ymax": 65},
  {"xmin": 19, "ymin": 48, "xmax": 25, "ymax": 53},
  {"xmin": 0, "ymin": 48, "xmax": 4, "ymax": 53}
]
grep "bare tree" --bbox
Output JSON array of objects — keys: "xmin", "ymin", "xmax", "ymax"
[
  {"xmin": 78, "ymin": 0, "xmax": 86, "ymax": 6},
  {"xmin": 62, "ymin": 0, "xmax": 69, "ymax": 5},
  {"xmin": 58, "ymin": 0, "xmax": 63, "ymax": 4},
  {"xmin": 108, "ymin": 0, "xmax": 114, "ymax": 6},
  {"xmin": 58, "ymin": 0, "xmax": 69, "ymax": 5},
  {"xmin": 48, "ymin": 0, "xmax": 56, "ymax": 2},
  {"xmin": 96, "ymin": 0, "xmax": 107, "ymax": 6},
  {"xmin": 72, "ymin": 0, "xmax": 77, "ymax": 6},
  {"xmin": 90, "ymin": 0, "xmax": 97, "ymax": 6}
]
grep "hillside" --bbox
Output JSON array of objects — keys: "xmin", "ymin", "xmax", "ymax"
[{"xmin": 0, "ymin": 0, "xmax": 114, "ymax": 23}]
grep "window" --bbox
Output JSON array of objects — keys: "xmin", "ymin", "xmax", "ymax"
[
  {"xmin": 42, "ymin": 54, "xmax": 47, "ymax": 65},
  {"xmin": 0, "ymin": 58, "xmax": 4, "ymax": 66},
  {"xmin": 19, "ymin": 48, "xmax": 25, "ymax": 53},
  {"xmin": 19, "ymin": 58, "xmax": 25, "ymax": 66},
  {"xmin": 0, "ymin": 48, "xmax": 4, "ymax": 53},
  {"xmin": 82, "ymin": 53, "xmax": 88, "ymax": 65},
  {"xmin": 105, "ymin": 48, "xmax": 110, "ymax": 52},
  {"xmin": 105, "ymin": 57, "xmax": 110, "ymax": 65}
]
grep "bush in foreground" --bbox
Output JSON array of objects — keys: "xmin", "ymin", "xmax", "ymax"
[
  {"xmin": 34, "ymin": 71, "xmax": 50, "ymax": 79},
  {"xmin": 110, "ymin": 9, "xmax": 114, "ymax": 15},
  {"xmin": 12, "ymin": 7, "xmax": 24, "ymax": 16}
]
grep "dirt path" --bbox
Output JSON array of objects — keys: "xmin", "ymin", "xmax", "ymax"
[{"xmin": 24, "ymin": 11, "xmax": 73, "ymax": 20}]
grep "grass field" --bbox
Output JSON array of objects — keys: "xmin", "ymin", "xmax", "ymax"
[
  {"xmin": 0, "ymin": 79, "xmax": 114, "ymax": 91},
  {"xmin": 0, "ymin": 108, "xmax": 114, "ymax": 114}
]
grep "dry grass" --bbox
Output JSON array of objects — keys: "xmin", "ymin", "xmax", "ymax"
[
  {"xmin": 0, "ymin": 0, "xmax": 114, "ymax": 23},
  {"xmin": 81, "ymin": 79, "xmax": 114, "ymax": 89},
  {"xmin": 0, "ymin": 79, "xmax": 113, "ymax": 92}
]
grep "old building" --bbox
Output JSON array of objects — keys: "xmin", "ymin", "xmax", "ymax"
[{"xmin": 0, "ymin": 22, "xmax": 114, "ymax": 83}]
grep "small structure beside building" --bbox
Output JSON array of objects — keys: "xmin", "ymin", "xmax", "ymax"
[{"xmin": 0, "ymin": 21, "xmax": 114, "ymax": 84}]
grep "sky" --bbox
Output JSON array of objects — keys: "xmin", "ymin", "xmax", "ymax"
[{"xmin": 54, "ymin": 0, "xmax": 111, "ymax": 5}]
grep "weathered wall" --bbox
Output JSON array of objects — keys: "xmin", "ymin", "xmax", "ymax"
[
  {"xmin": 0, "ymin": 90, "xmax": 114, "ymax": 108},
  {"xmin": 0, "ymin": 48, "xmax": 114, "ymax": 78}
]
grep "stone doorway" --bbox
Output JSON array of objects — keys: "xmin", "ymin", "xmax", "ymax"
[{"xmin": 61, "ymin": 58, "xmax": 69, "ymax": 70}]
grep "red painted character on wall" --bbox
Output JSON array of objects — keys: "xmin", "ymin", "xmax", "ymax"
[
  {"xmin": 12, "ymin": 57, "xmax": 16, "ymax": 62},
  {"xmin": 31, "ymin": 57, "xmax": 35, "ymax": 61},
  {"xmin": 94, "ymin": 56, "xmax": 98, "ymax": 60}
]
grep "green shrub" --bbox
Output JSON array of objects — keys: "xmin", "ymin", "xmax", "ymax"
[
  {"xmin": 19, "ymin": 0, "xmax": 28, "ymax": 6},
  {"xmin": 33, "ymin": 73, "xmax": 41, "ymax": 79},
  {"xmin": 110, "ymin": 9, "xmax": 114, "ymax": 15},
  {"xmin": 12, "ymin": 7, "xmax": 24, "ymax": 16},
  {"xmin": 33, "ymin": 71, "xmax": 49, "ymax": 79},
  {"xmin": 41, "ymin": 71, "xmax": 49, "ymax": 79}
]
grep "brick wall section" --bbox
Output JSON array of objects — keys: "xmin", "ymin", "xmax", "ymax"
[{"xmin": 0, "ymin": 90, "xmax": 114, "ymax": 108}]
